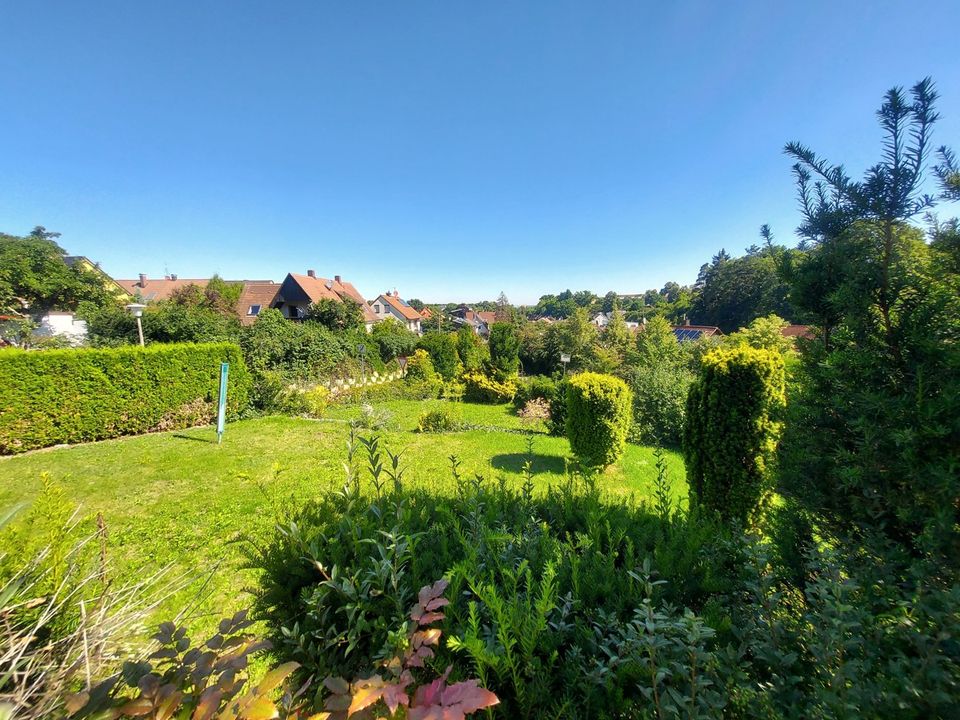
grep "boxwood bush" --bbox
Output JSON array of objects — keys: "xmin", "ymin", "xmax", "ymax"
[
  {"xmin": 565, "ymin": 372, "xmax": 632, "ymax": 468},
  {"xmin": 0, "ymin": 343, "xmax": 249, "ymax": 454},
  {"xmin": 683, "ymin": 345, "xmax": 785, "ymax": 524}
]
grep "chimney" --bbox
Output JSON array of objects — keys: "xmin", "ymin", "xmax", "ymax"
[
  {"xmin": 334, "ymin": 275, "xmax": 341, "ymax": 283},
  {"xmin": 684, "ymin": 316, "xmax": 691, "ymax": 326},
  {"xmin": 138, "ymin": 273, "xmax": 147, "ymax": 287},
  {"xmin": 170, "ymin": 273, "xmax": 178, "ymax": 281},
  {"xmin": 307, "ymin": 269, "xmax": 316, "ymax": 278}
]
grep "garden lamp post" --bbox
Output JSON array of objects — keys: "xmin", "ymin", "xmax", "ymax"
[
  {"xmin": 125, "ymin": 303, "xmax": 146, "ymax": 347},
  {"xmin": 560, "ymin": 352, "xmax": 571, "ymax": 376}
]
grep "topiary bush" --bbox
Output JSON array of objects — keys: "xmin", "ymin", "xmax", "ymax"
[
  {"xmin": 683, "ymin": 345, "xmax": 785, "ymax": 524},
  {"xmin": 417, "ymin": 404, "xmax": 462, "ymax": 433},
  {"xmin": 462, "ymin": 371, "xmax": 517, "ymax": 404},
  {"xmin": 0, "ymin": 343, "xmax": 250, "ymax": 454},
  {"xmin": 565, "ymin": 372, "xmax": 633, "ymax": 468}
]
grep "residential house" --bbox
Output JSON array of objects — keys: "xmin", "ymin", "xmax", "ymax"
[
  {"xmin": 64, "ymin": 256, "xmax": 132, "ymax": 303},
  {"xmin": 670, "ymin": 322, "xmax": 722, "ymax": 342},
  {"xmin": 235, "ymin": 281, "xmax": 281, "ymax": 325},
  {"xmin": 449, "ymin": 305, "xmax": 496, "ymax": 336},
  {"xmin": 118, "ymin": 273, "xmax": 216, "ymax": 302},
  {"xmin": 781, "ymin": 324, "xmax": 814, "ymax": 340},
  {"xmin": 592, "ymin": 311, "xmax": 640, "ymax": 331},
  {"xmin": 272, "ymin": 271, "xmax": 378, "ymax": 331},
  {"xmin": 370, "ymin": 291, "xmax": 423, "ymax": 334},
  {"xmin": 34, "ymin": 312, "xmax": 88, "ymax": 346}
]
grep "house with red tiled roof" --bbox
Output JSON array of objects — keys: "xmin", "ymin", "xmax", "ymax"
[
  {"xmin": 273, "ymin": 271, "xmax": 378, "ymax": 330},
  {"xmin": 780, "ymin": 324, "xmax": 814, "ymax": 340},
  {"xmin": 370, "ymin": 291, "xmax": 423, "ymax": 334},
  {"xmin": 449, "ymin": 305, "xmax": 494, "ymax": 337},
  {"xmin": 117, "ymin": 273, "xmax": 216, "ymax": 302},
  {"xmin": 235, "ymin": 281, "xmax": 281, "ymax": 325}
]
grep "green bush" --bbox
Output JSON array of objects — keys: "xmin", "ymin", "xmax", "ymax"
[
  {"xmin": 547, "ymin": 376, "xmax": 570, "ymax": 436},
  {"xmin": 627, "ymin": 361, "xmax": 694, "ymax": 447},
  {"xmin": 511, "ymin": 375, "xmax": 558, "ymax": 412},
  {"xmin": 683, "ymin": 345, "xmax": 785, "ymax": 524},
  {"xmin": 487, "ymin": 322, "xmax": 520, "ymax": 378},
  {"xmin": 0, "ymin": 343, "xmax": 250, "ymax": 454},
  {"xmin": 565, "ymin": 372, "xmax": 633, "ymax": 468},
  {"xmin": 281, "ymin": 383, "xmax": 330, "ymax": 418},
  {"xmin": 416, "ymin": 404, "xmax": 461, "ymax": 433},
  {"xmin": 462, "ymin": 371, "xmax": 516, "ymax": 404},
  {"xmin": 416, "ymin": 332, "xmax": 461, "ymax": 380},
  {"xmin": 403, "ymin": 348, "xmax": 437, "ymax": 383}
]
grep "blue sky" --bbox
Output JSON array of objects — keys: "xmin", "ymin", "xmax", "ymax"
[{"xmin": 2, "ymin": 1, "xmax": 959, "ymax": 304}]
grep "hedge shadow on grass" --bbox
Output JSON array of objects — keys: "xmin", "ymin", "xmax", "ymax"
[{"xmin": 489, "ymin": 452, "xmax": 566, "ymax": 475}]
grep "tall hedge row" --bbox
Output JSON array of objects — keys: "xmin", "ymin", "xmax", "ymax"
[
  {"xmin": 683, "ymin": 345, "xmax": 785, "ymax": 524},
  {"xmin": 565, "ymin": 372, "xmax": 633, "ymax": 468},
  {"xmin": 0, "ymin": 343, "xmax": 250, "ymax": 454}
]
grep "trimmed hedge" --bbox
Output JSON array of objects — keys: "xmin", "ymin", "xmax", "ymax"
[
  {"xmin": 0, "ymin": 343, "xmax": 250, "ymax": 454},
  {"xmin": 462, "ymin": 371, "xmax": 517, "ymax": 404},
  {"xmin": 683, "ymin": 345, "xmax": 785, "ymax": 524},
  {"xmin": 565, "ymin": 372, "xmax": 633, "ymax": 468}
]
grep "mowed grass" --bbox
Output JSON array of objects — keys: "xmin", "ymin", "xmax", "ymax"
[{"xmin": 0, "ymin": 400, "xmax": 686, "ymax": 635}]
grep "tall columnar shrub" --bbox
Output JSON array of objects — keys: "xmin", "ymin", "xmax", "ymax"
[
  {"xmin": 565, "ymin": 372, "xmax": 633, "ymax": 468},
  {"xmin": 0, "ymin": 343, "xmax": 249, "ymax": 454},
  {"xmin": 487, "ymin": 322, "xmax": 520, "ymax": 379},
  {"xmin": 416, "ymin": 332, "xmax": 461, "ymax": 380},
  {"xmin": 683, "ymin": 346, "xmax": 785, "ymax": 523}
]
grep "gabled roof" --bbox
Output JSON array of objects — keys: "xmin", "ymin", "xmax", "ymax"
[
  {"xmin": 64, "ymin": 256, "xmax": 132, "ymax": 298},
  {"xmin": 420, "ymin": 307, "xmax": 434, "ymax": 319},
  {"xmin": 376, "ymin": 293, "xmax": 423, "ymax": 322},
  {"xmin": 117, "ymin": 277, "xmax": 215, "ymax": 302},
  {"xmin": 780, "ymin": 324, "xmax": 814, "ymax": 339},
  {"xmin": 477, "ymin": 311, "xmax": 497, "ymax": 325},
  {"xmin": 285, "ymin": 273, "xmax": 378, "ymax": 323},
  {"xmin": 670, "ymin": 325, "xmax": 722, "ymax": 342},
  {"xmin": 235, "ymin": 282, "xmax": 281, "ymax": 325}
]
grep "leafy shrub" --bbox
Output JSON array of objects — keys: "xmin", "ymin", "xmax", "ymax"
[
  {"xmin": 248, "ymin": 438, "xmax": 738, "ymax": 718},
  {"xmin": 626, "ymin": 361, "xmax": 694, "ymax": 447},
  {"xmin": 455, "ymin": 326, "xmax": 488, "ymax": 373},
  {"xmin": 281, "ymin": 383, "xmax": 330, "ymax": 418},
  {"xmin": 371, "ymin": 317, "xmax": 419, "ymax": 362},
  {"xmin": 511, "ymin": 375, "xmax": 558, "ymax": 412},
  {"xmin": 0, "ymin": 342, "xmax": 250, "ymax": 454},
  {"xmin": 441, "ymin": 379, "xmax": 465, "ymax": 402},
  {"xmin": 565, "ymin": 372, "xmax": 633, "ymax": 468},
  {"xmin": 683, "ymin": 345, "xmax": 785, "ymax": 524},
  {"xmin": 417, "ymin": 405, "xmax": 461, "ymax": 433},
  {"xmin": 320, "ymin": 580, "xmax": 499, "ymax": 720},
  {"xmin": 67, "ymin": 611, "xmax": 311, "ymax": 720},
  {"xmin": 547, "ymin": 376, "xmax": 570, "ymax": 436},
  {"xmin": 404, "ymin": 348, "xmax": 437, "ymax": 383},
  {"xmin": 461, "ymin": 372, "xmax": 516, "ymax": 404},
  {"xmin": 338, "ymin": 378, "xmax": 440, "ymax": 405},
  {"xmin": 487, "ymin": 322, "xmax": 520, "ymax": 379},
  {"xmin": 416, "ymin": 333, "xmax": 461, "ymax": 380}
]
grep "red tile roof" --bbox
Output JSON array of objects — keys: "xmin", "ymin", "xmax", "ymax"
[
  {"xmin": 781, "ymin": 324, "xmax": 814, "ymax": 339},
  {"xmin": 235, "ymin": 282, "xmax": 281, "ymax": 325},
  {"xmin": 377, "ymin": 293, "xmax": 423, "ymax": 321},
  {"xmin": 288, "ymin": 273, "xmax": 378, "ymax": 323},
  {"xmin": 477, "ymin": 311, "xmax": 497, "ymax": 325},
  {"xmin": 117, "ymin": 277, "xmax": 214, "ymax": 302}
]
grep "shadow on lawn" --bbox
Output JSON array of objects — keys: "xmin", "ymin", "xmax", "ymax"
[
  {"xmin": 171, "ymin": 433, "xmax": 217, "ymax": 444},
  {"xmin": 490, "ymin": 452, "xmax": 567, "ymax": 475}
]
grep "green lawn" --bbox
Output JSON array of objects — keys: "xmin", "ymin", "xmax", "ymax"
[{"xmin": 0, "ymin": 400, "xmax": 685, "ymax": 635}]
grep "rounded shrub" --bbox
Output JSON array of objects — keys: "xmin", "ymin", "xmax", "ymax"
[
  {"xmin": 683, "ymin": 345, "xmax": 786, "ymax": 524},
  {"xmin": 565, "ymin": 372, "xmax": 633, "ymax": 468},
  {"xmin": 462, "ymin": 371, "xmax": 516, "ymax": 404}
]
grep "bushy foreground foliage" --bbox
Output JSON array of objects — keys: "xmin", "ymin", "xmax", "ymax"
[
  {"xmin": 684, "ymin": 346, "xmax": 785, "ymax": 524},
  {"xmin": 0, "ymin": 342, "xmax": 249, "ymax": 454},
  {"xmin": 246, "ymin": 434, "xmax": 960, "ymax": 718},
  {"xmin": 247, "ymin": 434, "xmax": 737, "ymax": 718},
  {"xmin": 565, "ymin": 372, "xmax": 633, "ymax": 468}
]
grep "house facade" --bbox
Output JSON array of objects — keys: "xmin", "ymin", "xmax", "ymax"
[
  {"xmin": 272, "ymin": 271, "xmax": 378, "ymax": 330},
  {"xmin": 370, "ymin": 291, "xmax": 423, "ymax": 334},
  {"xmin": 449, "ymin": 305, "xmax": 496, "ymax": 336}
]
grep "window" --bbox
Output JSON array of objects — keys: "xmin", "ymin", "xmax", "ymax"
[
  {"xmin": 247, "ymin": 304, "xmax": 261, "ymax": 316},
  {"xmin": 375, "ymin": 304, "xmax": 381, "ymax": 313}
]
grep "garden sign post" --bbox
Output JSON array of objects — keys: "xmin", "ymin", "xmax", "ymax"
[{"xmin": 217, "ymin": 362, "xmax": 229, "ymax": 444}]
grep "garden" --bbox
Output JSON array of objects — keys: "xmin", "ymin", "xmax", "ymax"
[{"xmin": 1, "ymin": 79, "xmax": 959, "ymax": 719}]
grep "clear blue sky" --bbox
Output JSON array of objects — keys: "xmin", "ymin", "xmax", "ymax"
[{"xmin": 2, "ymin": 1, "xmax": 959, "ymax": 304}]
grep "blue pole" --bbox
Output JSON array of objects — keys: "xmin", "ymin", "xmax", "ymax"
[{"xmin": 217, "ymin": 362, "xmax": 229, "ymax": 444}]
